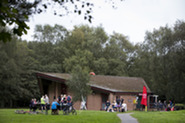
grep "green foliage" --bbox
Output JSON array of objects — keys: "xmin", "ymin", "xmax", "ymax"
[
  {"xmin": 67, "ymin": 65, "xmax": 91, "ymax": 102},
  {"xmin": 33, "ymin": 24, "xmax": 68, "ymax": 43},
  {"xmin": 0, "ymin": 0, "xmax": 39, "ymax": 42},
  {"xmin": 107, "ymin": 59, "xmax": 126, "ymax": 76},
  {"xmin": 93, "ymin": 58, "xmax": 109, "ymax": 75},
  {"xmin": 129, "ymin": 20, "xmax": 185, "ymax": 103},
  {"xmin": 0, "ymin": 36, "xmax": 40, "ymax": 107},
  {"xmin": 64, "ymin": 49, "xmax": 94, "ymax": 72}
]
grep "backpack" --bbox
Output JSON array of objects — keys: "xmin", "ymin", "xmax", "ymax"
[{"xmin": 67, "ymin": 96, "xmax": 71, "ymax": 102}]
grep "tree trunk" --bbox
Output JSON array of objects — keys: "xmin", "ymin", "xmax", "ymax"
[{"xmin": 80, "ymin": 96, "xmax": 87, "ymax": 110}]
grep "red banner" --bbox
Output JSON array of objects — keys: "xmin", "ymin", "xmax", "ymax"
[{"xmin": 141, "ymin": 86, "xmax": 147, "ymax": 106}]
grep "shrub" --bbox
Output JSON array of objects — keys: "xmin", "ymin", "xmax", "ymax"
[{"xmin": 174, "ymin": 104, "xmax": 185, "ymax": 110}]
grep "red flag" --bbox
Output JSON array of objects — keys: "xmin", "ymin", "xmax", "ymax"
[{"xmin": 141, "ymin": 86, "xmax": 147, "ymax": 106}]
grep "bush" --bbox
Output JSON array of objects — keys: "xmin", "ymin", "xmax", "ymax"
[{"xmin": 174, "ymin": 104, "xmax": 185, "ymax": 110}]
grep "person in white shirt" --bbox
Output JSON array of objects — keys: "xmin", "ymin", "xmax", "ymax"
[
  {"xmin": 45, "ymin": 94, "xmax": 49, "ymax": 104},
  {"xmin": 121, "ymin": 103, "xmax": 127, "ymax": 112}
]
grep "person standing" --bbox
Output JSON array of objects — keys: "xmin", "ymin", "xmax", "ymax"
[
  {"xmin": 45, "ymin": 94, "xmax": 49, "ymax": 115},
  {"xmin": 29, "ymin": 99, "xmax": 34, "ymax": 111},
  {"xmin": 169, "ymin": 100, "xmax": 173, "ymax": 108},
  {"xmin": 116, "ymin": 96, "xmax": 121, "ymax": 112},
  {"xmin": 120, "ymin": 97, "xmax": 124, "ymax": 105},
  {"xmin": 40, "ymin": 95, "xmax": 46, "ymax": 112},
  {"xmin": 57, "ymin": 95, "xmax": 61, "ymax": 102},
  {"xmin": 60, "ymin": 94, "xmax": 64, "ymax": 110},
  {"xmin": 112, "ymin": 100, "xmax": 117, "ymax": 111},
  {"xmin": 60, "ymin": 94, "xmax": 64, "ymax": 102},
  {"xmin": 164, "ymin": 100, "xmax": 167, "ymax": 109},
  {"xmin": 45, "ymin": 94, "xmax": 49, "ymax": 104},
  {"xmin": 67, "ymin": 95, "xmax": 72, "ymax": 106},
  {"xmin": 105, "ymin": 100, "xmax": 111, "ymax": 111}
]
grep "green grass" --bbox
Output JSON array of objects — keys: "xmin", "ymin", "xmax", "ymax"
[
  {"xmin": 131, "ymin": 110, "xmax": 185, "ymax": 123},
  {"xmin": 0, "ymin": 109, "xmax": 120, "ymax": 123},
  {"xmin": 1, "ymin": 109, "xmax": 185, "ymax": 123}
]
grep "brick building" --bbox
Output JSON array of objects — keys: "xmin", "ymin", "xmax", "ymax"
[{"xmin": 36, "ymin": 72, "xmax": 152, "ymax": 111}]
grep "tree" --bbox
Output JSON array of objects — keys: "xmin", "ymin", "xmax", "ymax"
[
  {"xmin": 63, "ymin": 49, "xmax": 94, "ymax": 72},
  {"xmin": 0, "ymin": 0, "xmax": 120, "ymax": 42},
  {"xmin": 63, "ymin": 25, "xmax": 108, "ymax": 58},
  {"xmin": 103, "ymin": 32, "xmax": 134, "ymax": 76},
  {"xmin": 129, "ymin": 20, "xmax": 185, "ymax": 103},
  {"xmin": 67, "ymin": 65, "xmax": 91, "ymax": 104},
  {"xmin": 0, "ymin": 37, "xmax": 40, "ymax": 107},
  {"xmin": 0, "ymin": 0, "xmax": 40, "ymax": 42},
  {"xmin": 107, "ymin": 58, "xmax": 126, "ymax": 76},
  {"xmin": 93, "ymin": 58, "xmax": 109, "ymax": 75},
  {"xmin": 0, "ymin": 38, "xmax": 21, "ymax": 107},
  {"xmin": 33, "ymin": 24, "xmax": 68, "ymax": 43}
]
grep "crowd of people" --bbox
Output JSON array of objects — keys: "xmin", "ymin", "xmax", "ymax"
[
  {"xmin": 29, "ymin": 94, "xmax": 73, "ymax": 115},
  {"xmin": 156, "ymin": 100, "xmax": 175, "ymax": 111},
  {"xmin": 51, "ymin": 94, "xmax": 72, "ymax": 114},
  {"xmin": 29, "ymin": 94, "xmax": 50, "ymax": 114},
  {"xmin": 105, "ymin": 96, "xmax": 127, "ymax": 112},
  {"xmin": 28, "ymin": 95, "xmax": 176, "ymax": 114}
]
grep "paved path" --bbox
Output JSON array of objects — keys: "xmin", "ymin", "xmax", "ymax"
[{"xmin": 117, "ymin": 113, "xmax": 138, "ymax": 123}]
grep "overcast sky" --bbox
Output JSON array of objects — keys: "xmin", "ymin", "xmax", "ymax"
[{"xmin": 22, "ymin": 0, "xmax": 185, "ymax": 44}]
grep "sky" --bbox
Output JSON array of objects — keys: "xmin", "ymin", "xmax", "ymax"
[{"xmin": 22, "ymin": 0, "xmax": 185, "ymax": 44}]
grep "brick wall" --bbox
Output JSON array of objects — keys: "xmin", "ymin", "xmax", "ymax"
[
  {"xmin": 120, "ymin": 95, "xmax": 136, "ymax": 111},
  {"xmin": 111, "ymin": 94, "xmax": 137, "ymax": 111},
  {"xmin": 73, "ymin": 93, "xmax": 102, "ymax": 110},
  {"xmin": 87, "ymin": 93, "xmax": 102, "ymax": 110},
  {"xmin": 43, "ymin": 81, "xmax": 138, "ymax": 111},
  {"xmin": 73, "ymin": 101, "xmax": 81, "ymax": 110}
]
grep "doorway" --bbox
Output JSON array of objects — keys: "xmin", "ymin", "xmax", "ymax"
[{"xmin": 101, "ymin": 93, "xmax": 108, "ymax": 110}]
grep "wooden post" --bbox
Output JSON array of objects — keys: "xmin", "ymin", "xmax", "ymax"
[
  {"xmin": 38, "ymin": 78, "xmax": 44, "ymax": 95},
  {"xmin": 148, "ymin": 95, "xmax": 150, "ymax": 109},
  {"xmin": 55, "ymin": 82, "xmax": 58, "ymax": 99},
  {"xmin": 145, "ymin": 106, "xmax": 147, "ymax": 112}
]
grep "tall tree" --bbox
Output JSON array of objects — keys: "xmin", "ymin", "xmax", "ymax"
[
  {"xmin": 63, "ymin": 25, "xmax": 107, "ymax": 57},
  {"xmin": 0, "ymin": 37, "xmax": 40, "ymax": 107},
  {"xmin": 129, "ymin": 20, "xmax": 185, "ymax": 103},
  {"xmin": 67, "ymin": 65, "xmax": 91, "ymax": 103},
  {"xmin": 103, "ymin": 32, "xmax": 134, "ymax": 76}
]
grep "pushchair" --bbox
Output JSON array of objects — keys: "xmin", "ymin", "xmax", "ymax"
[{"xmin": 62, "ymin": 102, "xmax": 77, "ymax": 115}]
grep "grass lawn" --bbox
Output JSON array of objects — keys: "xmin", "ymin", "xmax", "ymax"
[
  {"xmin": 0, "ymin": 109, "xmax": 120, "ymax": 123},
  {"xmin": 1, "ymin": 109, "xmax": 185, "ymax": 123},
  {"xmin": 131, "ymin": 110, "xmax": 185, "ymax": 123}
]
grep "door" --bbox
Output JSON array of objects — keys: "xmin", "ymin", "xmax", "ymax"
[{"xmin": 101, "ymin": 93, "xmax": 108, "ymax": 110}]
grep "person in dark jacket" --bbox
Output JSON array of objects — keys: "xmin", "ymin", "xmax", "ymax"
[{"xmin": 105, "ymin": 100, "xmax": 111, "ymax": 111}]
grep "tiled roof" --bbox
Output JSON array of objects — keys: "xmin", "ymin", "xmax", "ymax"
[
  {"xmin": 90, "ymin": 75, "xmax": 151, "ymax": 93},
  {"xmin": 36, "ymin": 72, "xmax": 151, "ymax": 93}
]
